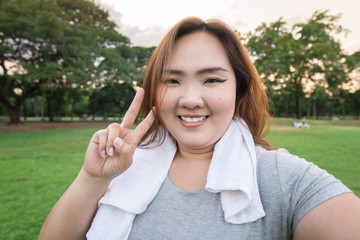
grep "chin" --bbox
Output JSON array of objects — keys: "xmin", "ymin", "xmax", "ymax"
[{"xmin": 177, "ymin": 135, "xmax": 218, "ymax": 149}]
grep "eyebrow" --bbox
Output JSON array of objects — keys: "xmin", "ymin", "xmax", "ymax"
[{"xmin": 165, "ymin": 67, "xmax": 229, "ymax": 76}]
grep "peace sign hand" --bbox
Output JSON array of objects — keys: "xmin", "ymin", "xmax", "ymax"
[{"xmin": 83, "ymin": 88, "xmax": 155, "ymax": 180}]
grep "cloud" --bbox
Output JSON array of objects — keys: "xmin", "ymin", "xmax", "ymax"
[
  {"xmin": 120, "ymin": 25, "xmax": 167, "ymax": 47},
  {"xmin": 96, "ymin": 0, "xmax": 359, "ymax": 52},
  {"xmin": 95, "ymin": 0, "xmax": 166, "ymax": 47}
]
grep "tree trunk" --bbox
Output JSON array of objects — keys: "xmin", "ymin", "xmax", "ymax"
[
  {"xmin": 70, "ymin": 101, "xmax": 74, "ymax": 122},
  {"xmin": 6, "ymin": 106, "xmax": 21, "ymax": 124},
  {"xmin": 41, "ymin": 96, "xmax": 45, "ymax": 121},
  {"xmin": 23, "ymin": 102, "xmax": 27, "ymax": 121},
  {"xmin": 313, "ymin": 98, "xmax": 317, "ymax": 119},
  {"xmin": 47, "ymin": 99, "xmax": 54, "ymax": 122},
  {"xmin": 91, "ymin": 91, "xmax": 97, "ymax": 123},
  {"xmin": 294, "ymin": 77, "xmax": 302, "ymax": 119},
  {"xmin": 0, "ymin": 96, "xmax": 22, "ymax": 124},
  {"xmin": 285, "ymin": 95, "xmax": 290, "ymax": 118},
  {"xmin": 306, "ymin": 98, "xmax": 311, "ymax": 119},
  {"xmin": 8, "ymin": 107, "xmax": 22, "ymax": 124},
  {"xmin": 329, "ymin": 99, "xmax": 334, "ymax": 118},
  {"xmin": 0, "ymin": 75, "xmax": 40, "ymax": 124},
  {"xmin": 295, "ymin": 94, "xmax": 301, "ymax": 119}
]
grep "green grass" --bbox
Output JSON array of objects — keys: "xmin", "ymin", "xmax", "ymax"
[
  {"xmin": 0, "ymin": 118, "xmax": 359, "ymax": 239},
  {"xmin": 267, "ymin": 118, "xmax": 360, "ymax": 196},
  {"xmin": 0, "ymin": 127, "xmax": 100, "ymax": 240}
]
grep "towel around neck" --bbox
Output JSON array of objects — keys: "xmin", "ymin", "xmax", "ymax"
[{"xmin": 87, "ymin": 117, "xmax": 265, "ymax": 239}]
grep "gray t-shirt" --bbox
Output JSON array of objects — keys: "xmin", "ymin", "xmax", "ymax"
[{"xmin": 128, "ymin": 147, "xmax": 351, "ymax": 240}]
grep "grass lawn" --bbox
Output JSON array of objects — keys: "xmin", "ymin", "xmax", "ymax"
[
  {"xmin": 0, "ymin": 118, "xmax": 359, "ymax": 239},
  {"xmin": 0, "ymin": 126, "xmax": 102, "ymax": 240},
  {"xmin": 267, "ymin": 118, "xmax": 360, "ymax": 196}
]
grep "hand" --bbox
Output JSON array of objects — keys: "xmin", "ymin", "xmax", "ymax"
[{"xmin": 82, "ymin": 88, "xmax": 155, "ymax": 180}]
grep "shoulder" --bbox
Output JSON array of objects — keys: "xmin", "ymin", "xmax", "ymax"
[
  {"xmin": 255, "ymin": 146, "xmax": 343, "ymax": 186},
  {"xmin": 254, "ymin": 146, "xmax": 318, "ymax": 212},
  {"xmin": 255, "ymin": 146, "xmax": 352, "ymax": 234},
  {"xmin": 256, "ymin": 146, "xmax": 310, "ymax": 167},
  {"xmin": 255, "ymin": 146, "xmax": 318, "ymax": 184}
]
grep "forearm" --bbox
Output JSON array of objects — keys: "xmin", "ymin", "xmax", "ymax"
[{"xmin": 39, "ymin": 168, "xmax": 111, "ymax": 240}]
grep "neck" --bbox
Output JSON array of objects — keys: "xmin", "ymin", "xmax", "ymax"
[
  {"xmin": 176, "ymin": 143, "xmax": 214, "ymax": 162},
  {"xmin": 169, "ymin": 144, "xmax": 214, "ymax": 192}
]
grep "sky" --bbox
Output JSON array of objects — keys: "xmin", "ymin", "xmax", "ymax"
[{"xmin": 95, "ymin": 0, "xmax": 360, "ymax": 54}]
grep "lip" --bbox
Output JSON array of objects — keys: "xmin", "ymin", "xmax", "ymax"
[{"xmin": 178, "ymin": 115, "xmax": 208, "ymax": 128}]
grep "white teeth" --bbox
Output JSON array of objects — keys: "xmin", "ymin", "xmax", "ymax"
[{"xmin": 180, "ymin": 116, "xmax": 206, "ymax": 122}]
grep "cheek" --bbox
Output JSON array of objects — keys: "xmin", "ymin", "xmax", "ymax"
[
  {"xmin": 156, "ymin": 87, "xmax": 176, "ymax": 117},
  {"xmin": 213, "ymin": 91, "xmax": 236, "ymax": 114},
  {"xmin": 156, "ymin": 87, "xmax": 168, "ymax": 110}
]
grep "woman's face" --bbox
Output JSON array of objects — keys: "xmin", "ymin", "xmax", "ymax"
[{"xmin": 156, "ymin": 31, "xmax": 236, "ymax": 152}]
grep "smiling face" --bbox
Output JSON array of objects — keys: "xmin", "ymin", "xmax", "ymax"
[{"xmin": 156, "ymin": 31, "xmax": 237, "ymax": 152}]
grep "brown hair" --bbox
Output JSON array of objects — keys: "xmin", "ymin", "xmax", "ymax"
[{"xmin": 140, "ymin": 17, "xmax": 272, "ymax": 150}]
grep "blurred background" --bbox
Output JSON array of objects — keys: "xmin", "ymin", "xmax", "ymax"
[
  {"xmin": 1, "ymin": 0, "xmax": 359, "ymax": 123},
  {"xmin": 0, "ymin": 1, "xmax": 359, "ymax": 239}
]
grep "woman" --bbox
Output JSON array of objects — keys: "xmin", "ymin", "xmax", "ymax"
[{"xmin": 39, "ymin": 17, "xmax": 360, "ymax": 239}]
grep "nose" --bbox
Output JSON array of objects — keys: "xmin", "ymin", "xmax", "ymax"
[{"xmin": 178, "ymin": 86, "xmax": 204, "ymax": 109}]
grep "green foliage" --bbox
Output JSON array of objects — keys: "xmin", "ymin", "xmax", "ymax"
[
  {"xmin": 311, "ymin": 85, "xmax": 330, "ymax": 117},
  {"xmin": 345, "ymin": 51, "xmax": 360, "ymax": 72},
  {"xmin": 90, "ymin": 81, "xmax": 135, "ymax": 117},
  {"xmin": 245, "ymin": 10, "xmax": 356, "ymax": 119},
  {"xmin": 1, "ymin": 4, "xmax": 358, "ymax": 122},
  {"xmin": 0, "ymin": 0, "xmax": 134, "ymax": 123}
]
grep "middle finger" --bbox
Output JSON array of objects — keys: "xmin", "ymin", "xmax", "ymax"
[{"xmin": 106, "ymin": 123, "xmax": 121, "ymax": 156}]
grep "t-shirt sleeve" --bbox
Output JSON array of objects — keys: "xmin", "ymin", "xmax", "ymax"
[{"xmin": 275, "ymin": 148, "xmax": 352, "ymax": 233}]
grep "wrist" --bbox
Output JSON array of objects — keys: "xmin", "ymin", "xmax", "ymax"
[{"xmin": 76, "ymin": 168, "xmax": 111, "ymax": 196}]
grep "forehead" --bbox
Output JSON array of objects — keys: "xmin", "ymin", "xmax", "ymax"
[{"xmin": 166, "ymin": 31, "xmax": 232, "ymax": 72}]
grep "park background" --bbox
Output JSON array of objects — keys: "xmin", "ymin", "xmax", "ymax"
[{"xmin": 1, "ymin": 0, "xmax": 360, "ymax": 239}]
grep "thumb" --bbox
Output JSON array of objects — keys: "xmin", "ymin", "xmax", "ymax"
[
  {"xmin": 112, "ymin": 137, "xmax": 134, "ymax": 173},
  {"xmin": 113, "ymin": 137, "xmax": 135, "ymax": 161},
  {"xmin": 114, "ymin": 137, "xmax": 124, "ymax": 150}
]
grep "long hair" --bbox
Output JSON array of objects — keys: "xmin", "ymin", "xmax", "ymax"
[{"xmin": 140, "ymin": 17, "xmax": 272, "ymax": 150}]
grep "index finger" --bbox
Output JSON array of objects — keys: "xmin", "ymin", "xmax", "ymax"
[
  {"xmin": 121, "ymin": 88, "xmax": 145, "ymax": 129},
  {"xmin": 132, "ymin": 107, "xmax": 156, "ymax": 143}
]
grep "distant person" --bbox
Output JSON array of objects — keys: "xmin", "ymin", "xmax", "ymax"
[
  {"xmin": 293, "ymin": 121, "xmax": 310, "ymax": 128},
  {"xmin": 301, "ymin": 122, "xmax": 310, "ymax": 128},
  {"xmin": 293, "ymin": 121, "xmax": 302, "ymax": 128},
  {"xmin": 39, "ymin": 17, "xmax": 360, "ymax": 239}
]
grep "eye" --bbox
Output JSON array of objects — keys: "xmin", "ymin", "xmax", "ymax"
[
  {"xmin": 204, "ymin": 78, "xmax": 227, "ymax": 84},
  {"xmin": 161, "ymin": 79, "xmax": 180, "ymax": 84},
  {"xmin": 168, "ymin": 79, "xmax": 180, "ymax": 84}
]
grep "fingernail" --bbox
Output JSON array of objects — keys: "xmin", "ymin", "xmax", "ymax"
[
  {"xmin": 108, "ymin": 147, "xmax": 114, "ymax": 156},
  {"xmin": 115, "ymin": 138, "xmax": 123, "ymax": 148},
  {"xmin": 101, "ymin": 150, "xmax": 106, "ymax": 158}
]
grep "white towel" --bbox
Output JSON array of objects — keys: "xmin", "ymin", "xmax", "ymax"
[{"xmin": 87, "ymin": 117, "xmax": 265, "ymax": 240}]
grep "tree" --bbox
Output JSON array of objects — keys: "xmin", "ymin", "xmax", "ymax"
[
  {"xmin": 350, "ymin": 90, "xmax": 360, "ymax": 119},
  {"xmin": 310, "ymin": 85, "xmax": 330, "ymax": 119},
  {"xmin": 86, "ymin": 44, "xmax": 154, "ymax": 120},
  {"xmin": 0, "ymin": 0, "xmax": 131, "ymax": 123},
  {"xmin": 345, "ymin": 51, "xmax": 360, "ymax": 72},
  {"xmin": 294, "ymin": 11, "xmax": 351, "ymax": 118},
  {"xmin": 245, "ymin": 10, "xmax": 352, "ymax": 119},
  {"xmin": 90, "ymin": 81, "xmax": 135, "ymax": 120},
  {"xmin": 129, "ymin": 46, "xmax": 156, "ymax": 86},
  {"xmin": 245, "ymin": 18, "xmax": 307, "ymax": 118}
]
